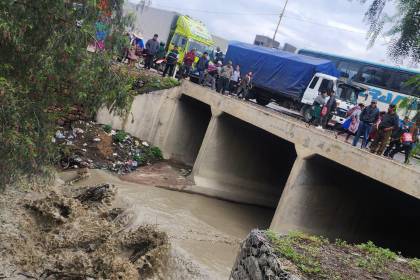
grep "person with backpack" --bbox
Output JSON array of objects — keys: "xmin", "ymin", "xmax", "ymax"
[
  {"xmin": 383, "ymin": 116, "xmax": 410, "ymax": 157},
  {"xmin": 337, "ymin": 103, "xmax": 365, "ymax": 142},
  {"xmin": 320, "ymin": 89, "xmax": 337, "ymax": 129},
  {"xmin": 310, "ymin": 90, "xmax": 327, "ymax": 127},
  {"xmin": 389, "ymin": 118, "xmax": 418, "ymax": 164},
  {"xmin": 162, "ymin": 46, "xmax": 179, "ymax": 77}
]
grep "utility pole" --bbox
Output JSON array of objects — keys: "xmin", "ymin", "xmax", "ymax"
[{"xmin": 271, "ymin": 0, "xmax": 289, "ymax": 48}]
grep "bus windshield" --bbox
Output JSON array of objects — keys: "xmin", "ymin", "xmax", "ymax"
[
  {"xmin": 188, "ymin": 40, "xmax": 213, "ymax": 57},
  {"xmin": 336, "ymin": 85, "xmax": 358, "ymax": 105}
]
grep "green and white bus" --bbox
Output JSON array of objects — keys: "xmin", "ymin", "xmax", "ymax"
[{"xmin": 298, "ymin": 49, "xmax": 419, "ymax": 120}]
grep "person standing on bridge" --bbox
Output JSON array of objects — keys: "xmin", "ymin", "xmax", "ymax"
[
  {"xmin": 311, "ymin": 90, "xmax": 327, "ymax": 127},
  {"xmin": 178, "ymin": 48, "xmax": 196, "ymax": 80},
  {"xmin": 229, "ymin": 65, "xmax": 241, "ymax": 95},
  {"xmin": 144, "ymin": 34, "xmax": 160, "ymax": 70},
  {"xmin": 320, "ymin": 89, "xmax": 337, "ymax": 129},
  {"xmin": 370, "ymin": 104, "xmax": 399, "ymax": 155},
  {"xmin": 337, "ymin": 103, "xmax": 365, "ymax": 142},
  {"xmin": 352, "ymin": 100, "xmax": 379, "ymax": 148},
  {"xmin": 162, "ymin": 46, "xmax": 179, "ymax": 77},
  {"xmin": 218, "ymin": 61, "xmax": 233, "ymax": 94},
  {"xmin": 197, "ymin": 52, "xmax": 209, "ymax": 86},
  {"xmin": 388, "ymin": 117, "xmax": 417, "ymax": 164}
]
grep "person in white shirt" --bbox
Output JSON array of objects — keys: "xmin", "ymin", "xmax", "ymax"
[{"xmin": 229, "ymin": 65, "xmax": 241, "ymax": 95}]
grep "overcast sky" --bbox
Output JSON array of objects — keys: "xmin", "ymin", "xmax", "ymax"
[{"xmin": 129, "ymin": 0, "xmax": 400, "ymax": 65}]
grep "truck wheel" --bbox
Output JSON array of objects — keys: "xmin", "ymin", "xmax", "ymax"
[
  {"xmin": 302, "ymin": 105, "xmax": 313, "ymax": 123},
  {"xmin": 256, "ymin": 96, "xmax": 270, "ymax": 106}
]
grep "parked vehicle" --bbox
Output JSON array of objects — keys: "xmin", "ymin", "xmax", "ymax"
[
  {"xmin": 298, "ymin": 49, "xmax": 420, "ymax": 121},
  {"xmin": 224, "ymin": 41, "xmax": 365, "ymax": 126}
]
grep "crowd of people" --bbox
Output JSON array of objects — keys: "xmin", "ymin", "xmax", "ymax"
[{"xmin": 125, "ymin": 33, "xmax": 419, "ymax": 165}]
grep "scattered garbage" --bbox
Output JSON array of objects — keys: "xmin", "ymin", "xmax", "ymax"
[{"xmin": 55, "ymin": 121, "xmax": 163, "ymax": 174}]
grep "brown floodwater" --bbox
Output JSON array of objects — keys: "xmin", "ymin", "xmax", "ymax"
[{"xmin": 62, "ymin": 169, "xmax": 274, "ymax": 279}]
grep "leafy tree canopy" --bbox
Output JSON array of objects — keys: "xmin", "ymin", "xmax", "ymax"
[
  {"xmin": 0, "ymin": 0, "xmax": 134, "ymax": 188},
  {"xmin": 361, "ymin": 0, "xmax": 419, "ymax": 62}
]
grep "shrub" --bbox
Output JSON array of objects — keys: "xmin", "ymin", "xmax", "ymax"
[{"xmin": 103, "ymin": 124, "xmax": 112, "ymax": 134}]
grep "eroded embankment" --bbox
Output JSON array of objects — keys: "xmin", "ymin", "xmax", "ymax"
[{"xmin": 0, "ymin": 179, "xmax": 169, "ymax": 279}]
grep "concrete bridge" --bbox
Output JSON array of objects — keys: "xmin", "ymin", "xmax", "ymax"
[{"xmin": 98, "ymin": 81, "xmax": 420, "ymax": 256}]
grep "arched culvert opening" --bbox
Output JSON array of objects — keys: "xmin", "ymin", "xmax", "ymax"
[
  {"xmin": 278, "ymin": 154, "xmax": 420, "ymax": 258},
  {"xmin": 164, "ymin": 95, "xmax": 212, "ymax": 166},
  {"xmin": 193, "ymin": 113, "xmax": 297, "ymax": 210}
]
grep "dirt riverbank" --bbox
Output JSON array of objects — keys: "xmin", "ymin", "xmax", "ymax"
[{"xmin": 0, "ymin": 167, "xmax": 274, "ymax": 279}]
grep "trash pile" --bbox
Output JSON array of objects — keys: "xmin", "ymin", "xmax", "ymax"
[{"xmin": 55, "ymin": 121, "xmax": 163, "ymax": 174}]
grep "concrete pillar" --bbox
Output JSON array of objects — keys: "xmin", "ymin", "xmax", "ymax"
[{"xmin": 270, "ymin": 144, "xmax": 420, "ymax": 256}]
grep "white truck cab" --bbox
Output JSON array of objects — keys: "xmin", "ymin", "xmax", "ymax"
[{"xmin": 301, "ymin": 73, "xmax": 364, "ymax": 126}]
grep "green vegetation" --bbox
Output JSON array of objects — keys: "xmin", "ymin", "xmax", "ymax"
[
  {"xmin": 103, "ymin": 124, "xmax": 112, "ymax": 134},
  {"xmin": 265, "ymin": 231, "xmax": 419, "ymax": 280},
  {"xmin": 150, "ymin": 146, "xmax": 163, "ymax": 160},
  {"xmin": 114, "ymin": 130, "xmax": 128, "ymax": 143},
  {"xmin": 265, "ymin": 230, "xmax": 327, "ymax": 277},
  {"xmin": 0, "ymin": 1, "xmax": 134, "ymax": 188},
  {"xmin": 355, "ymin": 241, "xmax": 397, "ymax": 272},
  {"xmin": 409, "ymin": 258, "xmax": 420, "ymax": 273}
]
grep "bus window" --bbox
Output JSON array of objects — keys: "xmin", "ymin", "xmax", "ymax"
[
  {"xmin": 355, "ymin": 66, "xmax": 391, "ymax": 88},
  {"xmin": 338, "ymin": 61, "xmax": 362, "ymax": 80},
  {"xmin": 389, "ymin": 72, "xmax": 416, "ymax": 96}
]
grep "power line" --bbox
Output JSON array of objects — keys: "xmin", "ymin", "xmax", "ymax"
[
  {"xmin": 150, "ymin": 3, "xmax": 366, "ymax": 34},
  {"xmin": 152, "ymin": 4, "xmax": 278, "ymax": 15}
]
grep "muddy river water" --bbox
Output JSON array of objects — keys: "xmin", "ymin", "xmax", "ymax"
[{"xmin": 62, "ymin": 169, "xmax": 274, "ymax": 279}]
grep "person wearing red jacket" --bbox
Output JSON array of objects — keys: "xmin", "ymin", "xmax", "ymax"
[{"xmin": 178, "ymin": 49, "xmax": 196, "ymax": 80}]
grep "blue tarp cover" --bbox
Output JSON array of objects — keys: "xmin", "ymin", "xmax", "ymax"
[{"xmin": 224, "ymin": 41, "xmax": 340, "ymax": 99}]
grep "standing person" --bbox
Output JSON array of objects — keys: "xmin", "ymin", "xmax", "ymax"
[
  {"xmin": 214, "ymin": 47, "xmax": 224, "ymax": 63},
  {"xmin": 237, "ymin": 72, "xmax": 253, "ymax": 99},
  {"xmin": 218, "ymin": 61, "xmax": 233, "ymax": 94},
  {"xmin": 144, "ymin": 34, "xmax": 159, "ymax": 69},
  {"xmin": 155, "ymin": 42, "xmax": 166, "ymax": 61},
  {"xmin": 352, "ymin": 100, "xmax": 380, "ymax": 148},
  {"xmin": 162, "ymin": 46, "xmax": 179, "ymax": 77},
  {"xmin": 383, "ymin": 116, "xmax": 410, "ymax": 157},
  {"xmin": 389, "ymin": 119, "xmax": 418, "ymax": 164},
  {"xmin": 337, "ymin": 103, "xmax": 365, "ymax": 142},
  {"xmin": 370, "ymin": 104, "xmax": 399, "ymax": 155},
  {"xmin": 320, "ymin": 89, "xmax": 337, "ymax": 129},
  {"xmin": 196, "ymin": 52, "xmax": 209, "ymax": 86},
  {"xmin": 229, "ymin": 65, "xmax": 241, "ymax": 94},
  {"xmin": 215, "ymin": 61, "xmax": 223, "ymax": 92},
  {"xmin": 179, "ymin": 48, "xmax": 196, "ymax": 80},
  {"xmin": 311, "ymin": 91, "xmax": 327, "ymax": 127}
]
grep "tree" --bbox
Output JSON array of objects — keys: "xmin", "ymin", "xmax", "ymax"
[
  {"xmin": 0, "ymin": 0, "xmax": 134, "ymax": 188},
  {"xmin": 361, "ymin": 0, "xmax": 419, "ymax": 62}
]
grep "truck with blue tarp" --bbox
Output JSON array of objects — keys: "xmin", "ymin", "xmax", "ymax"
[{"xmin": 224, "ymin": 41, "xmax": 366, "ymax": 126}]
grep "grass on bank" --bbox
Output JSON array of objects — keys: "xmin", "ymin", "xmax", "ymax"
[{"xmin": 265, "ymin": 230, "xmax": 420, "ymax": 280}]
